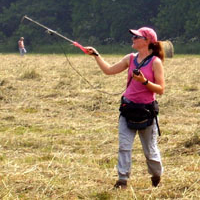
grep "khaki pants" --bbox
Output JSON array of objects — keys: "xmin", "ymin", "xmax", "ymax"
[{"xmin": 117, "ymin": 116, "xmax": 163, "ymax": 180}]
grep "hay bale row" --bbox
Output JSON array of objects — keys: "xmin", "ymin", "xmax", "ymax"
[{"xmin": 161, "ymin": 40, "xmax": 174, "ymax": 58}]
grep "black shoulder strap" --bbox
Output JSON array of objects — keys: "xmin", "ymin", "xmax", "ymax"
[
  {"xmin": 126, "ymin": 53, "xmax": 153, "ymax": 88},
  {"xmin": 136, "ymin": 53, "xmax": 153, "ymax": 70}
]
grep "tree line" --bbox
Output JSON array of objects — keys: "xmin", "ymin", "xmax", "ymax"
[{"xmin": 0, "ymin": 0, "xmax": 200, "ymax": 52}]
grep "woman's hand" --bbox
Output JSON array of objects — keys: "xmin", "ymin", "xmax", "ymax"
[
  {"xmin": 133, "ymin": 71, "xmax": 146, "ymax": 83},
  {"xmin": 84, "ymin": 47, "xmax": 99, "ymax": 56}
]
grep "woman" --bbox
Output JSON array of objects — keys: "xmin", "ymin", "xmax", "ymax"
[{"xmin": 86, "ymin": 27, "xmax": 165, "ymax": 189}]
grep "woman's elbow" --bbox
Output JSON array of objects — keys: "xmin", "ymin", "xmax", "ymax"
[
  {"xmin": 103, "ymin": 70, "xmax": 114, "ymax": 75},
  {"xmin": 158, "ymin": 88, "xmax": 164, "ymax": 95}
]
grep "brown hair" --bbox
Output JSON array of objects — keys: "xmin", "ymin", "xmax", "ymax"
[{"xmin": 149, "ymin": 41, "xmax": 165, "ymax": 62}]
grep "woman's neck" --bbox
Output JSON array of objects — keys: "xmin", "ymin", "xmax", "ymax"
[{"xmin": 137, "ymin": 50, "xmax": 151, "ymax": 62}]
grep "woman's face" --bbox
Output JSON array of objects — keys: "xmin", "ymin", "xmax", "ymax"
[{"xmin": 131, "ymin": 35, "xmax": 149, "ymax": 50}]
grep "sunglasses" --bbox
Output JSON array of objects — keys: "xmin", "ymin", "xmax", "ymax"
[{"xmin": 132, "ymin": 35, "xmax": 146, "ymax": 40}]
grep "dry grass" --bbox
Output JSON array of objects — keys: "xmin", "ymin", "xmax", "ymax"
[{"xmin": 0, "ymin": 53, "xmax": 199, "ymax": 199}]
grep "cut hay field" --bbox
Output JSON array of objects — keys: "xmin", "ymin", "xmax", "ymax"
[{"xmin": 0, "ymin": 54, "xmax": 199, "ymax": 199}]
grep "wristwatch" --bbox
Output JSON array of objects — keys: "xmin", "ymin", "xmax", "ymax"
[{"xmin": 142, "ymin": 79, "xmax": 149, "ymax": 85}]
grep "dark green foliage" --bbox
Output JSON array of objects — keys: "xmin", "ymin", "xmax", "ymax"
[
  {"xmin": 153, "ymin": 0, "xmax": 200, "ymax": 42},
  {"xmin": 0, "ymin": 0, "xmax": 200, "ymax": 53}
]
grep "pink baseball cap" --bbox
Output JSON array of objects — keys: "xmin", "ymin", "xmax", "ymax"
[{"xmin": 129, "ymin": 27, "xmax": 157, "ymax": 43}]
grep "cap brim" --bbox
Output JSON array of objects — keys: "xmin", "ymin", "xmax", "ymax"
[{"xmin": 129, "ymin": 29, "xmax": 143, "ymax": 37}]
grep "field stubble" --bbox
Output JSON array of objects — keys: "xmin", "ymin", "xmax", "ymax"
[{"xmin": 0, "ymin": 54, "xmax": 199, "ymax": 199}]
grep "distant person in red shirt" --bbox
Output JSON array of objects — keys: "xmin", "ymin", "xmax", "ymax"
[{"xmin": 18, "ymin": 37, "xmax": 27, "ymax": 56}]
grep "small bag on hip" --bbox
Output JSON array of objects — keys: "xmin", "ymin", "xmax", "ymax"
[{"xmin": 119, "ymin": 97, "xmax": 158, "ymax": 130}]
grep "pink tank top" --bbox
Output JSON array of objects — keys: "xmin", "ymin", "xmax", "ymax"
[{"xmin": 123, "ymin": 53, "xmax": 156, "ymax": 104}]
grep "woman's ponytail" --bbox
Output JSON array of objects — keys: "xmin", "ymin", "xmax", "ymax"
[{"xmin": 149, "ymin": 41, "xmax": 165, "ymax": 62}]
